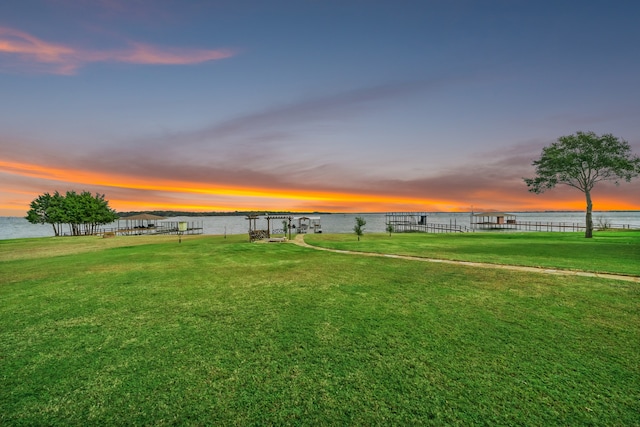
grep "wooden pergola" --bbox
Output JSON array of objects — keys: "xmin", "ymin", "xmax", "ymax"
[
  {"xmin": 246, "ymin": 214, "xmax": 293, "ymax": 241},
  {"xmin": 265, "ymin": 215, "xmax": 293, "ymax": 240}
]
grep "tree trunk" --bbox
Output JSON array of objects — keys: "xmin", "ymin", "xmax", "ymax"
[{"xmin": 585, "ymin": 190, "xmax": 593, "ymax": 238}]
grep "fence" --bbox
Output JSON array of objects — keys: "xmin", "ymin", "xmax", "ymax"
[{"xmin": 474, "ymin": 221, "xmax": 639, "ymax": 232}]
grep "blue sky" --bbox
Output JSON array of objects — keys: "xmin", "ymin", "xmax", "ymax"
[{"xmin": 1, "ymin": 0, "xmax": 639, "ymax": 215}]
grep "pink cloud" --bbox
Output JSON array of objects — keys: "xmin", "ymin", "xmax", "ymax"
[
  {"xmin": 0, "ymin": 27, "xmax": 77, "ymax": 73},
  {"xmin": 0, "ymin": 26, "xmax": 236, "ymax": 74},
  {"xmin": 100, "ymin": 42, "xmax": 236, "ymax": 65}
]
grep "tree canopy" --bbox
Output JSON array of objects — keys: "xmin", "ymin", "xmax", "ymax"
[
  {"xmin": 524, "ymin": 131, "xmax": 640, "ymax": 238},
  {"xmin": 26, "ymin": 191, "xmax": 119, "ymax": 236}
]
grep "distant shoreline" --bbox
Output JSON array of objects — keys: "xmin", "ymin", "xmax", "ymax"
[
  {"xmin": 3, "ymin": 209, "xmax": 640, "ymax": 220},
  {"xmin": 116, "ymin": 210, "xmax": 335, "ymax": 218},
  {"xmin": 116, "ymin": 209, "xmax": 639, "ymax": 218}
]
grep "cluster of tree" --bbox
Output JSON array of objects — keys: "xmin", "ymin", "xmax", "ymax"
[{"xmin": 26, "ymin": 191, "xmax": 119, "ymax": 236}]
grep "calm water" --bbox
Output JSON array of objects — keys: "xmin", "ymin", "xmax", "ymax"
[{"xmin": 2, "ymin": 211, "xmax": 640, "ymax": 240}]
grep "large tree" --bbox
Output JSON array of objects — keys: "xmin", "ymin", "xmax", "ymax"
[{"xmin": 524, "ymin": 131, "xmax": 640, "ymax": 238}]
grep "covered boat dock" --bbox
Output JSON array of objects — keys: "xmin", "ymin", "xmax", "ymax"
[
  {"xmin": 100, "ymin": 214, "xmax": 203, "ymax": 236},
  {"xmin": 471, "ymin": 212, "xmax": 517, "ymax": 230}
]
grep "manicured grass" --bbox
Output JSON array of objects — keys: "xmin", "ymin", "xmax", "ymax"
[
  {"xmin": 305, "ymin": 231, "xmax": 640, "ymax": 276},
  {"xmin": 1, "ymin": 234, "xmax": 639, "ymax": 425}
]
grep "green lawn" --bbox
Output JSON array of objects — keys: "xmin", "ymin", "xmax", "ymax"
[
  {"xmin": 1, "ymin": 234, "xmax": 639, "ymax": 425},
  {"xmin": 305, "ymin": 231, "xmax": 640, "ymax": 276}
]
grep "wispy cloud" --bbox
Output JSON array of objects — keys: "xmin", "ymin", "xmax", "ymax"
[
  {"xmin": 87, "ymin": 42, "xmax": 236, "ymax": 65},
  {"xmin": 0, "ymin": 26, "xmax": 237, "ymax": 74},
  {"xmin": 119, "ymin": 79, "xmax": 455, "ymax": 173},
  {"xmin": 0, "ymin": 27, "xmax": 76, "ymax": 73}
]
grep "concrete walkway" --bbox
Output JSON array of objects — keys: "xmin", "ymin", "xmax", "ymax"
[{"xmin": 291, "ymin": 234, "xmax": 640, "ymax": 283}]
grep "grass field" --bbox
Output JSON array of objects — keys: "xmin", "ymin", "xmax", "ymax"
[
  {"xmin": 306, "ymin": 231, "xmax": 640, "ymax": 276},
  {"xmin": 1, "ymin": 233, "xmax": 639, "ymax": 425}
]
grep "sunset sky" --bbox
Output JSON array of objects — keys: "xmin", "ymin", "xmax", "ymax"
[{"xmin": 1, "ymin": 0, "xmax": 639, "ymax": 216}]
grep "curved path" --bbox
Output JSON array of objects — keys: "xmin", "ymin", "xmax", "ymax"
[{"xmin": 291, "ymin": 234, "xmax": 640, "ymax": 283}]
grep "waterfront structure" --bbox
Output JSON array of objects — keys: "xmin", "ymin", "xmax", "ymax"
[
  {"xmin": 471, "ymin": 212, "xmax": 517, "ymax": 230},
  {"xmin": 385, "ymin": 212, "xmax": 429, "ymax": 233}
]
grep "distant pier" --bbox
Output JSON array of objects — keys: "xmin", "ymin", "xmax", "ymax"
[{"xmin": 386, "ymin": 212, "xmax": 470, "ymax": 233}]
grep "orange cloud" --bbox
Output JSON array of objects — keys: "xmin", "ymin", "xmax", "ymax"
[
  {"xmin": 0, "ymin": 159, "xmax": 463, "ymax": 213},
  {"xmin": 2, "ymin": 158, "xmax": 638, "ymax": 215},
  {"xmin": 0, "ymin": 26, "xmax": 236, "ymax": 74}
]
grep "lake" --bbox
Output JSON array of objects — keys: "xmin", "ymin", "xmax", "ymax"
[{"xmin": 2, "ymin": 211, "xmax": 640, "ymax": 240}]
